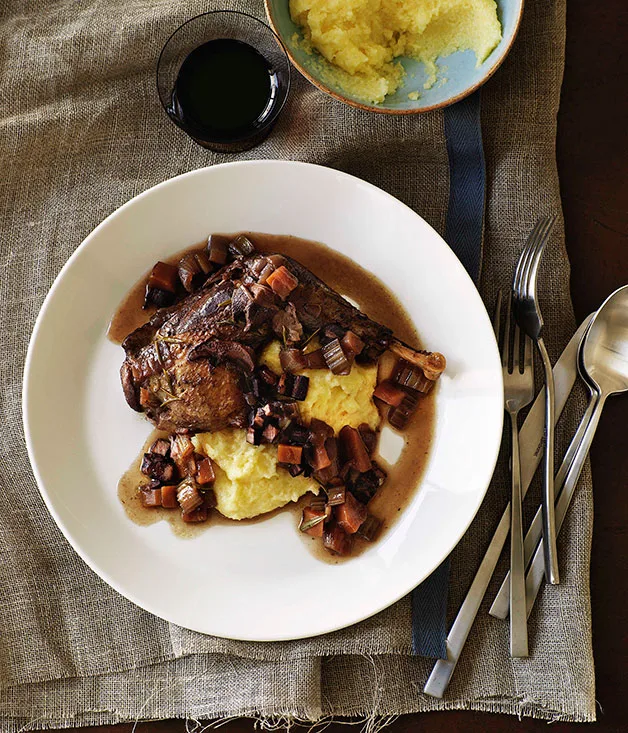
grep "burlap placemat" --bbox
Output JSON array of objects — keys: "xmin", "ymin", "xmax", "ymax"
[{"xmin": 0, "ymin": 0, "xmax": 595, "ymax": 727}]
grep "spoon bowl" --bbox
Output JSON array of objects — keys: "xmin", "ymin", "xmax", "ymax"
[{"xmin": 581, "ymin": 284, "xmax": 628, "ymax": 398}]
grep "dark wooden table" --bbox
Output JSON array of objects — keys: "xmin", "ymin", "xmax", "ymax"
[{"xmin": 58, "ymin": 2, "xmax": 627, "ymax": 731}]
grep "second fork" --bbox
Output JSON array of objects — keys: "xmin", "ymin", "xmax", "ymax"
[{"xmin": 500, "ymin": 292, "xmax": 535, "ymax": 657}]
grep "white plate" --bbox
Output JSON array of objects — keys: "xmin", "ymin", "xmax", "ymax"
[{"xmin": 23, "ymin": 161, "xmax": 502, "ymax": 641}]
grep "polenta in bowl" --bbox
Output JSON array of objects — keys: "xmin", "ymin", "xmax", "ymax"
[{"xmin": 265, "ymin": 0, "xmax": 524, "ymax": 112}]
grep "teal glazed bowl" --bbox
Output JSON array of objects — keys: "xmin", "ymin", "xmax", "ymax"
[{"xmin": 264, "ymin": 0, "xmax": 524, "ymax": 113}]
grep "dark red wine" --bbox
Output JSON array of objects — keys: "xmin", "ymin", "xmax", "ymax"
[{"xmin": 171, "ymin": 38, "xmax": 279, "ymax": 143}]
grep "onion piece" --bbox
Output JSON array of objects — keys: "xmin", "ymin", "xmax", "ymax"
[
  {"xmin": 322, "ymin": 338, "xmax": 351, "ymax": 375},
  {"xmin": 356, "ymin": 514, "xmax": 382, "ymax": 542},
  {"xmin": 207, "ymin": 234, "xmax": 230, "ymax": 265},
  {"xmin": 262, "ymin": 423, "xmax": 280, "ymax": 443},
  {"xmin": 140, "ymin": 453, "xmax": 175, "ymax": 483},
  {"xmin": 303, "ymin": 348, "xmax": 327, "ymax": 369},
  {"xmin": 144, "ymin": 286, "xmax": 175, "ymax": 309},
  {"xmin": 229, "ymin": 235, "xmax": 256, "ymax": 257},
  {"xmin": 247, "ymin": 426, "xmax": 262, "ymax": 446},
  {"xmin": 326, "ymin": 485, "xmax": 346, "ymax": 506},
  {"xmin": 149, "ymin": 438, "xmax": 170, "ymax": 457},
  {"xmin": 178, "ymin": 252, "xmax": 206, "ymax": 292}
]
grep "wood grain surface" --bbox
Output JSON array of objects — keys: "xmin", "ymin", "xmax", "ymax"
[{"xmin": 51, "ymin": 1, "xmax": 628, "ymax": 730}]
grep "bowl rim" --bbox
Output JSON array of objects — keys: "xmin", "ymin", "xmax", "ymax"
[{"xmin": 264, "ymin": 0, "xmax": 525, "ymax": 114}]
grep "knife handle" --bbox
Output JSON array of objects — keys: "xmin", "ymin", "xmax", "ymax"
[
  {"xmin": 423, "ymin": 505, "xmax": 511, "ymax": 698},
  {"xmin": 537, "ymin": 336, "xmax": 560, "ymax": 584}
]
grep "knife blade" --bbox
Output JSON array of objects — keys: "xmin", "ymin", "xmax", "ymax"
[{"xmin": 423, "ymin": 314, "xmax": 593, "ymax": 699}]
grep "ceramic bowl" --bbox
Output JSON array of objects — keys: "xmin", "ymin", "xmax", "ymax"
[{"xmin": 264, "ymin": 0, "xmax": 524, "ymax": 113}]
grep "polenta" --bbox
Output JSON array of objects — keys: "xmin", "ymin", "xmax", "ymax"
[
  {"xmin": 289, "ymin": 0, "xmax": 502, "ymax": 103},
  {"xmin": 193, "ymin": 341, "xmax": 381, "ymax": 520},
  {"xmin": 260, "ymin": 341, "xmax": 380, "ymax": 434},
  {"xmin": 192, "ymin": 430, "xmax": 319, "ymax": 520}
]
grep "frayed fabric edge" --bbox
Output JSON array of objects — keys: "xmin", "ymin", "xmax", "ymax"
[{"xmin": 0, "ymin": 699, "xmax": 596, "ymax": 733}]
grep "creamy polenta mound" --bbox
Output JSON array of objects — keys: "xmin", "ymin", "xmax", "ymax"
[
  {"xmin": 289, "ymin": 0, "xmax": 502, "ymax": 103},
  {"xmin": 193, "ymin": 430, "xmax": 319, "ymax": 520},
  {"xmin": 193, "ymin": 341, "xmax": 380, "ymax": 520}
]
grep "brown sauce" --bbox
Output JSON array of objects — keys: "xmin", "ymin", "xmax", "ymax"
[{"xmin": 112, "ymin": 232, "xmax": 436, "ymax": 561}]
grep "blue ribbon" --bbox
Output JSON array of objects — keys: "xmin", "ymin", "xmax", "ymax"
[{"xmin": 411, "ymin": 90, "xmax": 485, "ymax": 657}]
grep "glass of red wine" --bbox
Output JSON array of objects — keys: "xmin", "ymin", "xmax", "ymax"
[{"xmin": 157, "ymin": 11, "xmax": 291, "ymax": 153}]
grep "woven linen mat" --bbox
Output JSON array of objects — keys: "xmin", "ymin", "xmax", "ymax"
[{"xmin": 0, "ymin": 0, "xmax": 595, "ymax": 727}]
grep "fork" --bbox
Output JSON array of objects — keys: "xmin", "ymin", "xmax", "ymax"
[
  {"xmin": 512, "ymin": 214, "xmax": 559, "ymax": 584},
  {"xmin": 500, "ymin": 292, "xmax": 535, "ymax": 657}
]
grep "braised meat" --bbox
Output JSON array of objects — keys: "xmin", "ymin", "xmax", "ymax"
[{"xmin": 120, "ymin": 251, "xmax": 393, "ymax": 433}]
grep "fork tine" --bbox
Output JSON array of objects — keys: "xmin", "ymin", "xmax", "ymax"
[
  {"xmin": 501, "ymin": 292, "xmax": 512, "ymax": 367},
  {"xmin": 524, "ymin": 332, "xmax": 533, "ymax": 377},
  {"xmin": 512, "ymin": 320, "xmax": 521, "ymax": 373},
  {"xmin": 514, "ymin": 218, "xmax": 545, "ymax": 300},
  {"xmin": 493, "ymin": 289, "xmax": 503, "ymax": 337},
  {"xmin": 522, "ymin": 215, "xmax": 556, "ymax": 300},
  {"xmin": 513, "ymin": 218, "xmax": 545, "ymax": 298}
]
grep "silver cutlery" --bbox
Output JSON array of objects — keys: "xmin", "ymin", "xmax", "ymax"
[
  {"xmin": 512, "ymin": 214, "xmax": 559, "ymax": 584},
  {"xmin": 492, "ymin": 284, "xmax": 628, "ymax": 619},
  {"xmin": 422, "ymin": 309, "xmax": 591, "ymax": 698},
  {"xmin": 489, "ymin": 346, "xmax": 595, "ymax": 619},
  {"xmin": 500, "ymin": 292, "xmax": 535, "ymax": 657}
]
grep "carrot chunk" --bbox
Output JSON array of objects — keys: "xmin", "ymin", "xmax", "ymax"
[
  {"xmin": 277, "ymin": 444, "xmax": 303, "ymax": 464},
  {"xmin": 335, "ymin": 492, "xmax": 367, "ymax": 534},
  {"xmin": 181, "ymin": 506, "xmax": 208, "ymax": 523},
  {"xmin": 160, "ymin": 485, "xmax": 178, "ymax": 509},
  {"xmin": 266, "ymin": 266, "xmax": 298, "ymax": 299},
  {"xmin": 373, "ymin": 380, "xmax": 406, "ymax": 407},
  {"xmin": 323, "ymin": 522, "xmax": 354, "ymax": 555},
  {"xmin": 339, "ymin": 426, "xmax": 372, "ymax": 473},
  {"xmin": 300, "ymin": 507, "xmax": 326, "ymax": 537},
  {"xmin": 140, "ymin": 488, "xmax": 162, "ymax": 508},
  {"xmin": 195, "ymin": 455, "xmax": 216, "ymax": 486},
  {"xmin": 147, "ymin": 261, "xmax": 179, "ymax": 293}
]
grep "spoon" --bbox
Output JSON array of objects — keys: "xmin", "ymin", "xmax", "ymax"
[{"xmin": 514, "ymin": 284, "xmax": 628, "ymax": 615}]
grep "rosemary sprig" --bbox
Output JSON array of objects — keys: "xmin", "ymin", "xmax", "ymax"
[{"xmin": 298, "ymin": 513, "xmax": 326, "ymax": 533}]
